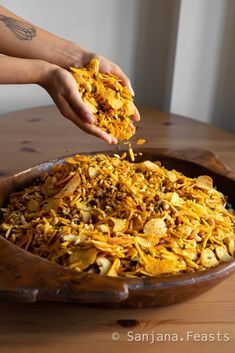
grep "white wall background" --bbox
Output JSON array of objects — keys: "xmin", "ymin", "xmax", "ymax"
[
  {"xmin": 170, "ymin": 0, "xmax": 226, "ymax": 123},
  {"xmin": 0, "ymin": 0, "xmax": 235, "ymax": 134},
  {"xmin": 0, "ymin": 0, "xmax": 179, "ymax": 115},
  {"xmin": 170, "ymin": 0, "xmax": 235, "ymax": 133}
]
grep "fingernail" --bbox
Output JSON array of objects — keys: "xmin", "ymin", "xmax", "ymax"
[
  {"xmin": 104, "ymin": 135, "xmax": 112, "ymax": 144},
  {"xmin": 84, "ymin": 114, "xmax": 94, "ymax": 124},
  {"xmin": 129, "ymin": 85, "xmax": 135, "ymax": 96}
]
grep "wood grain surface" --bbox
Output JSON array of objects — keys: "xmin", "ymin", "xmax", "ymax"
[{"xmin": 0, "ymin": 106, "xmax": 235, "ymax": 353}]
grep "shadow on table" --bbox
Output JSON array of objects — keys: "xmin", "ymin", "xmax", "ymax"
[{"xmin": 0, "ymin": 300, "xmax": 161, "ymax": 347}]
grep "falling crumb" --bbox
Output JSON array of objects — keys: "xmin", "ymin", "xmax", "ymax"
[
  {"xmin": 128, "ymin": 143, "xmax": 135, "ymax": 162},
  {"xmin": 136, "ymin": 138, "xmax": 147, "ymax": 145},
  {"xmin": 120, "ymin": 152, "xmax": 127, "ymax": 160}
]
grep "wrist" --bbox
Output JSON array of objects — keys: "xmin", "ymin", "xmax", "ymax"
[
  {"xmin": 55, "ymin": 40, "xmax": 87, "ymax": 69},
  {"xmin": 36, "ymin": 60, "xmax": 59, "ymax": 87},
  {"xmin": 59, "ymin": 41, "xmax": 97, "ymax": 69}
]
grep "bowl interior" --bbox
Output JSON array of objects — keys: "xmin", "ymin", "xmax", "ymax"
[{"xmin": 0, "ymin": 148, "xmax": 235, "ymax": 307}]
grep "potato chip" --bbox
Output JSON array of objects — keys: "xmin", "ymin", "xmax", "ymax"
[
  {"xmin": 88, "ymin": 166, "xmax": 98, "ymax": 178},
  {"xmin": 107, "ymin": 258, "xmax": 121, "ymax": 277},
  {"xmin": 135, "ymin": 235, "xmax": 158, "ymax": 248},
  {"xmin": 136, "ymin": 160, "xmax": 159, "ymax": 172},
  {"xmin": 224, "ymin": 237, "xmax": 235, "ymax": 256},
  {"xmin": 99, "ymin": 224, "xmax": 109, "ymax": 233},
  {"xmin": 215, "ymin": 246, "xmax": 233, "ymax": 262},
  {"xmin": 201, "ymin": 248, "xmax": 219, "ymax": 268},
  {"xmin": 27, "ymin": 199, "xmax": 40, "ymax": 212},
  {"xmin": 196, "ymin": 175, "xmax": 213, "ymax": 190},
  {"xmin": 57, "ymin": 173, "xmax": 81, "ymax": 198},
  {"xmin": 111, "ymin": 218, "xmax": 128, "ymax": 232},
  {"xmin": 96, "ymin": 256, "xmax": 112, "ymax": 275},
  {"xmin": 144, "ymin": 257, "xmax": 178, "ymax": 276},
  {"xmin": 144, "ymin": 218, "xmax": 167, "ymax": 236},
  {"xmin": 80, "ymin": 210, "xmax": 92, "ymax": 223},
  {"xmin": 69, "ymin": 247, "xmax": 97, "ymax": 270},
  {"xmin": 83, "ymin": 97, "xmax": 98, "ymax": 113}
]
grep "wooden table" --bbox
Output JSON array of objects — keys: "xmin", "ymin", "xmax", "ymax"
[{"xmin": 0, "ymin": 106, "xmax": 234, "ymax": 353}]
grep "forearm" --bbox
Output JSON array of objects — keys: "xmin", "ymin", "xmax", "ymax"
[
  {"xmin": 0, "ymin": 55, "xmax": 55, "ymax": 85},
  {"xmin": 0, "ymin": 6, "xmax": 85, "ymax": 69}
]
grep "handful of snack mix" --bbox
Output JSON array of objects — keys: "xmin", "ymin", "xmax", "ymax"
[{"xmin": 70, "ymin": 59, "xmax": 136, "ymax": 141}]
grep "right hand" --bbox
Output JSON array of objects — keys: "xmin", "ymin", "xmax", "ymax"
[{"xmin": 40, "ymin": 63, "xmax": 117, "ymax": 144}]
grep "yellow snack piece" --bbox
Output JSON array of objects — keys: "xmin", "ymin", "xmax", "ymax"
[
  {"xmin": 128, "ymin": 143, "xmax": 135, "ymax": 161},
  {"xmin": 69, "ymin": 247, "xmax": 97, "ymax": 270},
  {"xmin": 136, "ymin": 138, "xmax": 147, "ymax": 145}
]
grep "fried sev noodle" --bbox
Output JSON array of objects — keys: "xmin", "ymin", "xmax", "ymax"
[{"xmin": 1, "ymin": 154, "xmax": 235, "ymax": 277}]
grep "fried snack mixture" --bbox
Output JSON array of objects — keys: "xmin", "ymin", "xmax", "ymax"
[
  {"xmin": 1, "ymin": 154, "xmax": 235, "ymax": 277},
  {"xmin": 70, "ymin": 59, "xmax": 136, "ymax": 141}
]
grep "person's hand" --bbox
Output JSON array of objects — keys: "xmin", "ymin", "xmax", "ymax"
[
  {"xmin": 40, "ymin": 63, "xmax": 117, "ymax": 143},
  {"xmin": 40, "ymin": 50, "xmax": 140, "ymax": 144}
]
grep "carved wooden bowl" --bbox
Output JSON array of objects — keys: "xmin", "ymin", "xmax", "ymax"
[{"xmin": 0, "ymin": 148, "xmax": 234, "ymax": 308}]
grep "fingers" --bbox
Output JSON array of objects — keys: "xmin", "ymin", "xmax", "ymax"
[
  {"xmin": 108, "ymin": 66, "xmax": 141, "ymax": 121},
  {"xmin": 110, "ymin": 64, "xmax": 135, "ymax": 96},
  {"xmin": 110, "ymin": 66, "xmax": 140, "ymax": 122},
  {"xmin": 97, "ymin": 55, "xmax": 135, "ymax": 96},
  {"xmin": 132, "ymin": 106, "xmax": 141, "ymax": 122},
  {"xmin": 66, "ymin": 88, "xmax": 94, "ymax": 124},
  {"xmin": 55, "ymin": 94, "xmax": 117, "ymax": 144},
  {"xmin": 97, "ymin": 57, "xmax": 141, "ymax": 122}
]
